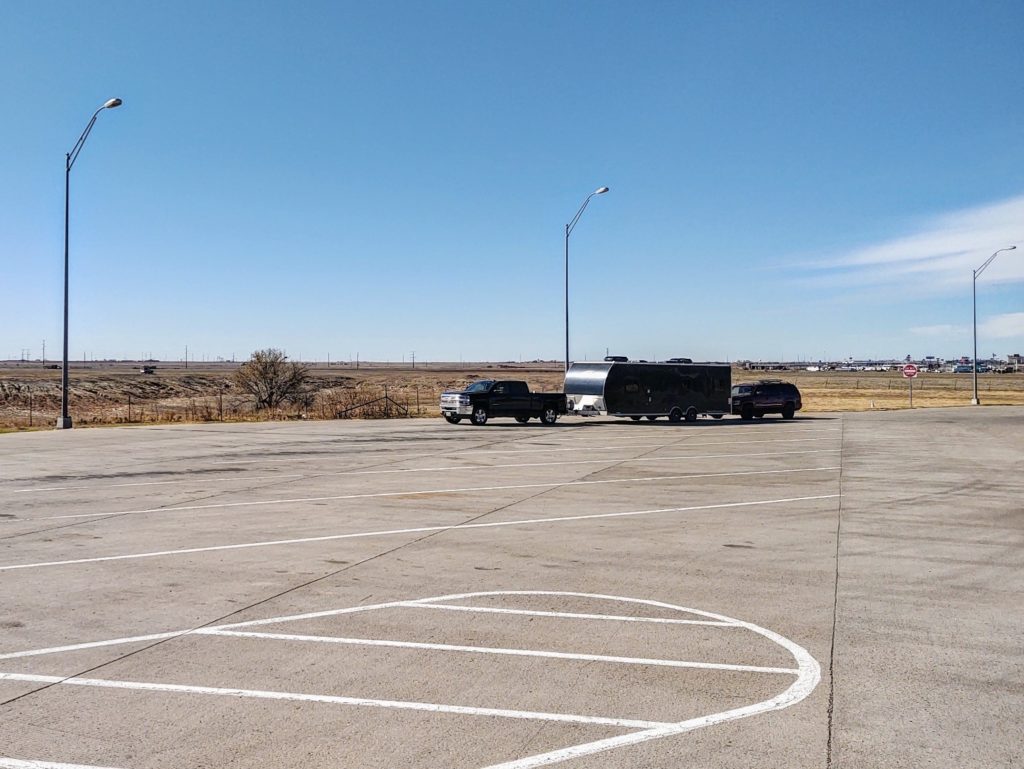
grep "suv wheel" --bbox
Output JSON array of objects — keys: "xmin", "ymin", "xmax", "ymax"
[
  {"xmin": 741, "ymin": 403, "xmax": 754, "ymax": 420},
  {"xmin": 782, "ymin": 403, "xmax": 795, "ymax": 420},
  {"xmin": 470, "ymin": 407, "xmax": 488, "ymax": 426}
]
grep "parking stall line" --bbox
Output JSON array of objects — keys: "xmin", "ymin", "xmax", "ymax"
[
  {"xmin": 0, "ymin": 493, "xmax": 840, "ymax": 572},
  {"xmin": 0, "ymin": 759, "xmax": 128, "ymax": 769},
  {"xmin": 403, "ymin": 603, "xmax": 737, "ymax": 627},
  {"xmin": 8, "ymin": 436, "xmax": 841, "ymax": 495},
  {"xmin": 12, "ymin": 462, "xmax": 840, "ymax": 523},
  {"xmin": 195, "ymin": 628, "xmax": 798, "ymax": 675},
  {"xmin": 0, "ymin": 672, "xmax": 669, "ymax": 730}
]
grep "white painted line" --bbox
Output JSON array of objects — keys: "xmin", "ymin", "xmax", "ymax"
[
  {"xmin": 0, "ymin": 759, "xmax": 127, "ymax": 769},
  {"xmin": 13, "ymin": 473, "xmax": 305, "ymax": 494},
  {"xmin": 20, "ymin": 463, "xmax": 841, "ymax": 522},
  {"xmin": 0, "ymin": 493, "xmax": 841, "ymax": 572},
  {"xmin": 0, "ymin": 672, "xmax": 669, "ymax": 730},
  {"xmin": 0, "ymin": 632, "xmax": 183, "ymax": 661},
  {"xmin": 404, "ymin": 602, "xmax": 736, "ymax": 626},
  {"xmin": 318, "ymin": 448, "xmax": 839, "ymax": 478},
  {"xmin": 0, "ymin": 600, "xmax": 422, "ymax": 661},
  {"xmin": 196, "ymin": 628, "xmax": 796, "ymax": 674},
  {"xmin": 469, "ymin": 591, "xmax": 822, "ymax": 769},
  {"xmin": 9, "ymin": 442, "xmax": 840, "ymax": 495},
  {"xmin": 201, "ymin": 428, "xmax": 841, "ymax": 464}
]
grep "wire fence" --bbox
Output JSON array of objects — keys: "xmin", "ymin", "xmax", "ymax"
[{"xmin": 1, "ymin": 384, "xmax": 447, "ymax": 430}]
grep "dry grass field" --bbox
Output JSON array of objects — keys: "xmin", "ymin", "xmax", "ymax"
[{"xmin": 2, "ymin": 360, "xmax": 1023, "ymax": 430}]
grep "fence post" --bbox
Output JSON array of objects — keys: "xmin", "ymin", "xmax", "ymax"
[
  {"xmin": 28, "ymin": 387, "xmax": 33, "ymax": 427},
  {"xmin": 128, "ymin": 393, "xmax": 132, "ymax": 423}
]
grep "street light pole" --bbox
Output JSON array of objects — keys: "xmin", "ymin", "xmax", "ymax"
[
  {"xmin": 972, "ymin": 245, "xmax": 1016, "ymax": 406},
  {"xmin": 564, "ymin": 186, "xmax": 609, "ymax": 373},
  {"xmin": 58, "ymin": 97, "xmax": 122, "ymax": 429}
]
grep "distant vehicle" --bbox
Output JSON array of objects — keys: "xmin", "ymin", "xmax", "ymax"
[
  {"xmin": 564, "ymin": 361, "xmax": 731, "ymax": 422},
  {"xmin": 440, "ymin": 380, "xmax": 566, "ymax": 425},
  {"xmin": 666, "ymin": 357, "xmax": 693, "ymax": 364},
  {"xmin": 603, "ymin": 355, "xmax": 629, "ymax": 362},
  {"xmin": 730, "ymin": 380, "xmax": 802, "ymax": 420},
  {"xmin": 953, "ymin": 365, "xmax": 973, "ymax": 373},
  {"xmin": 140, "ymin": 365, "xmax": 157, "ymax": 375}
]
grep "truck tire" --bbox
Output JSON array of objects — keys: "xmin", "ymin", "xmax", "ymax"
[
  {"xmin": 444, "ymin": 414, "xmax": 462, "ymax": 424},
  {"xmin": 471, "ymin": 407, "xmax": 488, "ymax": 425},
  {"xmin": 685, "ymin": 407, "xmax": 698, "ymax": 423},
  {"xmin": 741, "ymin": 403, "xmax": 754, "ymax": 420},
  {"xmin": 540, "ymin": 408, "xmax": 558, "ymax": 425},
  {"xmin": 782, "ymin": 403, "xmax": 795, "ymax": 420},
  {"xmin": 515, "ymin": 416, "xmax": 530, "ymax": 424},
  {"xmin": 668, "ymin": 407, "xmax": 683, "ymax": 423}
]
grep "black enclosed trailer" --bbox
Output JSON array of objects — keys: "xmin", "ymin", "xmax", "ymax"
[{"xmin": 564, "ymin": 361, "xmax": 731, "ymax": 421}]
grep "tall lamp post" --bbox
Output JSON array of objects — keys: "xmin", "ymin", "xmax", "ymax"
[
  {"xmin": 972, "ymin": 245, "xmax": 1016, "ymax": 406},
  {"xmin": 58, "ymin": 97, "xmax": 123, "ymax": 429},
  {"xmin": 564, "ymin": 186, "xmax": 609, "ymax": 373}
]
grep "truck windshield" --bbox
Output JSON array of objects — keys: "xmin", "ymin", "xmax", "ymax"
[{"xmin": 464, "ymin": 380, "xmax": 495, "ymax": 393}]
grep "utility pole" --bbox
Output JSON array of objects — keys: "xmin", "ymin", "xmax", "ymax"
[
  {"xmin": 411, "ymin": 351, "xmax": 416, "ymax": 369},
  {"xmin": 42, "ymin": 340, "xmax": 46, "ymax": 363},
  {"xmin": 185, "ymin": 345, "xmax": 188, "ymax": 369}
]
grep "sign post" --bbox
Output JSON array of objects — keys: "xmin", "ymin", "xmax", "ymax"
[{"xmin": 902, "ymin": 363, "xmax": 919, "ymax": 407}]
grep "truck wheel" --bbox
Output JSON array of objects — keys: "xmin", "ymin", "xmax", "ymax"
[
  {"xmin": 741, "ymin": 403, "xmax": 754, "ymax": 420},
  {"xmin": 646, "ymin": 415, "xmax": 658, "ymax": 421},
  {"xmin": 782, "ymin": 403, "xmax": 795, "ymax": 420},
  {"xmin": 685, "ymin": 407, "xmax": 698, "ymax": 422},
  {"xmin": 668, "ymin": 407, "xmax": 683, "ymax": 423},
  {"xmin": 444, "ymin": 414, "xmax": 462, "ymax": 424},
  {"xmin": 515, "ymin": 416, "xmax": 530, "ymax": 424},
  {"xmin": 540, "ymin": 408, "xmax": 558, "ymax": 425},
  {"xmin": 470, "ymin": 407, "xmax": 488, "ymax": 425}
]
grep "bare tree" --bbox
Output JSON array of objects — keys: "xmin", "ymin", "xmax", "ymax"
[{"xmin": 233, "ymin": 349, "xmax": 310, "ymax": 410}]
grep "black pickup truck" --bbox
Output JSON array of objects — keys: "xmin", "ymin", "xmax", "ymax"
[{"xmin": 440, "ymin": 380, "xmax": 567, "ymax": 425}]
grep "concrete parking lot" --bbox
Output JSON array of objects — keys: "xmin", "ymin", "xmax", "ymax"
[{"xmin": 0, "ymin": 407, "xmax": 1021, "ymax": 768}]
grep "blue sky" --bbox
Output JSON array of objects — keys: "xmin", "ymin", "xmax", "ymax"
[{"xmin": 2, "ymin": 1, "xmax": 1022, "ymax": 363}]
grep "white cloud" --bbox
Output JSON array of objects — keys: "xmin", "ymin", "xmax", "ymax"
[
  {"xmin": 812, "ymin": 195, "xmax": 1024, "ymax": 292},
  {"xmin": 981, "ymin": 312, "xmax": 1024, "ymax": 339},
  {"xmin": 910, "ymin": 324, "xmax": 964, "ymax": 337}
]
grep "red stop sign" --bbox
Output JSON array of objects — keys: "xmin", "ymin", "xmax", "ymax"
[{"xmin": 902, "ymin": 364, "xmax": 919, "ymax": 378}]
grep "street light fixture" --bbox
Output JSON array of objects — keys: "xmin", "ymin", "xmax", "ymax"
[
  {"xmin": 565, "ymin": 186, "xmax": 609, "ymax": 373},
  {"xmin": 972, "ymin": 245, "xmax": 1016, "ymax": 406},
  {"xmin": 58, "ymin": 97, "xmax": 123, "ymax": 429}
]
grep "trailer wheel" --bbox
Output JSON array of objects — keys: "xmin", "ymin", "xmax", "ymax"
[
  {"xmin": 684, "ymin": 407, "xmax": 698, "ymax": 423},
  {"xmin": 444, "ymin": 414, "xmax": 462, "ymax": 424},
  {"xmin": 741, "ymin": 403, "xmax": 754, "ymax": 420},
  {"xmin": 711, "ymin": 414, "xmax": 723, "ymax": 420},
  {"xmin": 540, "ymin": 408, "xmax": 558, "ymax": 425},
  {"xmin": 668, "ymin": 407, "xmax": 683, "ymax": 423},
  {"xmin": 646, "ymin": 415, "xmax": 658, "ymax": 421},
  {"xmin": 515, "ymin": 416, "xmax": 530, "ymax": 424},
  {"xmin": 470, "ymin": 407, "xmax": 488, "ymax": 425},
  {"xmin": 630, "ymin": 416, "xmax": 642, "ymax": 421}
]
